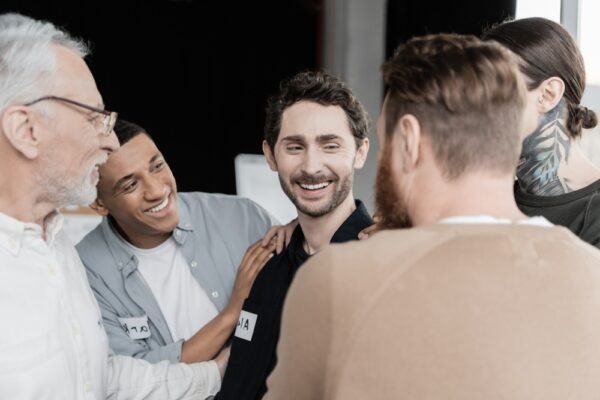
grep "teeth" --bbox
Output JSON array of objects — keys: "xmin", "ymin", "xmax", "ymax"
[
  {"xmin": 299, "ymin": 182, "xmax": 330, "ymax": 190},
  {"xmin": 146, "ymin": 196, "xmax": 169, "ymax": 213}
]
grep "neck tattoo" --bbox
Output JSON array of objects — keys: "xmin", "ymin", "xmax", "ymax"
[{"xmin": 517, "ymin": 99, "xmax": 571, "ymax": 196}]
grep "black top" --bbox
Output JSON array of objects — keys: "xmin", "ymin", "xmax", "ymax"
[
  {"xmin": 217, "ymin": 200, "xmax": 373, "ymax": 400},
  {"xmin": 515, "ymin": 179, "xmax": 600, "ymax": 249}
]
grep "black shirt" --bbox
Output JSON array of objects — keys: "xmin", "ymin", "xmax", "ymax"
[
  {"xmin": 217, "ymin": 200, "xmax": 373, "ymax": 400},
  {"xmin": 515, "ymin": 179, "xmax": 600, "ymax": 249}
]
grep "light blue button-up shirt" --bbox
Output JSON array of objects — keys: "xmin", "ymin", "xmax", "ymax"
[{"xmin": 76, "ymin": 192, "xmax": 277, "ymax": 363}]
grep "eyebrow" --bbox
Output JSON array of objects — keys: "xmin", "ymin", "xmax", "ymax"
[
  {"xmin": 112, "ymin": 153, "xmax": 163, "ymax": 192},
  {"xmin": 113, "ymin": 174, "xmax": 134, "ymax": 193},
  {"xmin": 316, "ymin": 134, "xmax": 343, "ymax": 143},
  {"xmin": 280, "ymin": 135, "xmax": 305, "ymax": 144},
  {"xmin": 280, "ymin": 134, "xmax": 343, "ymax": 144},
  {"xmin": 149, "ymin": 154, "xmax": 163, "ymax": 164}
]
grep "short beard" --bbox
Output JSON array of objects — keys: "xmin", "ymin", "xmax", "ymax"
[
  {"xmin": 279, "ymin": 171, "xmax": 353, "ymax": 218},
  {"xmin": 375, "ymin": 146, "xmax": 412, "ymax": 229},
  {"xmin": 37, "ymin": 163, "xmax": 98, "ymax": 208}
]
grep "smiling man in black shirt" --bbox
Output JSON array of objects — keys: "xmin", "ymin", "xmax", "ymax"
[{"xmin": 217, "ymin": 71, "xmax": 372, "ymax": 399}]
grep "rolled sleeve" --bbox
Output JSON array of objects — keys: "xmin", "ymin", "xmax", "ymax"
[{"xmin": 107, "ymin": 354, "xmax": 221, "ymax": 399}]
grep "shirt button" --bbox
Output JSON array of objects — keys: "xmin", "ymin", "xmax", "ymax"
[
  {"xmin": 84, "ymin": 382, "xmax": 92, "ymax": 393},
  {"xmin": 8, "ymin": 239, "xmax": 17, "ymax": 249},
  {"xmin": 48, "ymin": 264, "xmax": 57, "ymax": 276},
  {"xmin": 190, "ymin": 261, "xmax": 198, "ymax": 268},
  {"xmin": 211, "ymin": 291, "xmax": 219, "ymax": 298}
]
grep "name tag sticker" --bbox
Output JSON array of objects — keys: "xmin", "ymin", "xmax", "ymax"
[
  {"xmin": 118, "ymin": 315, "xmax": 151, "ymax": 340},
  {"xmin": 235, "ymin": 310, "xmax": 258, "ymax": 341}
]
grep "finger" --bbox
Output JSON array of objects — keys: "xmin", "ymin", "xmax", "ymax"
[
  {"xmin": 358, "ymin": 223, "xmax": 377, "ymax": 239},
  {"xmin": 261, "ymin": 225, "xmax": 281, "ymax": 246},
  {"xmin": 239, "ymin": 240, "xmax": 265, "ymax": 271},
  {"xmin": 276, "ymin": 231, "xmax": 285, "ymax": 254},
  {"xmin": 249, "ymin": 249, "xmax": 275, "ymax": 276},
  {"xmin": 241, "ymin": 239, "xmax": 276, "ymax": 272},
  {"xmin": 282, "ymin": 218, "xmax": 298, "ymax": 248},
  {"xmin": 358, "ymin": 230, "xmax": 375, "ymax": 240},
  {"xmin": 248, "ymin": 240, "xmax": 277, "ymax": 271}
]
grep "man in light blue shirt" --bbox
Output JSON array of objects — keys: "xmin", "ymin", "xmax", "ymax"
[{"xmin": 77, "ymin": 119, "xmax": 282, "ymax": 364}]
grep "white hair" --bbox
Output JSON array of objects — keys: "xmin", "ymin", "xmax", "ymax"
[{"xmin": 0, "ymin": 13, "xmax": 89, "ymax": 113}]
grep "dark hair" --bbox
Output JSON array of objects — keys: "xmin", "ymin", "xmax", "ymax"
[
  {"xmin": 113, "ymin": 119, "xmax": 149, "ymax": 145},
  {"xmin": 483, "ymin": 17, "xmax": 598, "ymax": 138},
  {"xmin": 264, "ymin": 71, "xmax": 369, "ymax": 151},
  {"xmin": 381, "ymin": 33, "xmax": 526, "ymax": 179}
]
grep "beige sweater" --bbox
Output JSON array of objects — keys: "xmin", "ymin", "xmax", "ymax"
[{"xmin": 266, "ymin": 224, "xmax": 600, "ymax": 400}]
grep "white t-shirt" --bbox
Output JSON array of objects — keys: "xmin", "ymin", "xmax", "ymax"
[
  {"xmin": 438, "ymin": 215, "xmax": 553, "ymax": 227},
  {"xmin": 123, "ymin": 237, "xmax": 219, "ymax": 342}
]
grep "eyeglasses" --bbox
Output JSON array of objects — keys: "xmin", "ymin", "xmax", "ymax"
[{"xmin": 24, "ymin": 95, "xmax": 118, "ymax": 136}]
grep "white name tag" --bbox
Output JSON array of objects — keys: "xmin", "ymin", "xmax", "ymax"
[
  {"xmin": 118, "ymin": 315, "xmax": 151, "ymax": 340},
  {"xmin": 235, "ymin": 310, "xmax": 258, "ymax": 341}
]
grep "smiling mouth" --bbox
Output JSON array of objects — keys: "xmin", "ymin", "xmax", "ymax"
[
  {"xmin": 144, "ymin": 195, "xmax": 170, "ymax": 214},
  {"xmin": 298, "ymin": 181, "xmax": 331, "ymax": 191}
]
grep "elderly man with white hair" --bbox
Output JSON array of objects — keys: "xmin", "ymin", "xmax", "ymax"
[{"xmin": 0, "ymin": 13, "xmax": 226, "ymax": 399}]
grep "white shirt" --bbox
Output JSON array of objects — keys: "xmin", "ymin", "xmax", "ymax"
[
  {"xmin": 124, "ymin": 238, "xmax": 219, "ymax": 342},
  {"xmin": 438, "ymin": 215, "xmax": 553, "ymax": 227},
  {"xmin": 0, "ymin": 211, "xmax": 220, "ymax": 399}
]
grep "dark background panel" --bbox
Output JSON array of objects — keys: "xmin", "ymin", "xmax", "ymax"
[
  {"xmin": 386, "ymin": 0, "xmax": 516, "ymax": 59},
  {"xmin": 0, "ymin": 0, "xmax": 321, "ymax": 194}
]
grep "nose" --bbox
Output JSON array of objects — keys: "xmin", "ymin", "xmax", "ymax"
[
  {"xmin": 301, "ymin": 147, "xmax": 323, "ymax": 175},
  {"xmin": 101, "ymin": 129, "xmax": 120, "ymax": 154},
  {"xmin": 144, "ymin": 175, "xmax": 166, "ymax": 201}
]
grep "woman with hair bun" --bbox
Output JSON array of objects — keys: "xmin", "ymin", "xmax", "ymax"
[{"xmin": 483, "ymin": 17, "xmax": 600, "ymax": 247}]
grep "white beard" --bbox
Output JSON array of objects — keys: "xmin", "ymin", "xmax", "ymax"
[{"xmin": 36, "ymin": 159, "xmax": 101, "ymax": 208}]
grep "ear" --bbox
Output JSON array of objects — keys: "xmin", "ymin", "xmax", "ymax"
[
  {"xmin": 392, "ymin": 114, "xmax": 421, "ymax": 172},
  {"xmin": 536, "ymin": 77, "xmax": 565, "ymax": 113},
  {"xmin": 1, "ymin": 106, "xmax": 41, "ymax": 159},
  {"xmin": 90, "ymin": 198, "xmax": 110, "ymax": 216},
  {"xmin": 353, "ymin": 137, "xmax": 369, "ymax": 169},
  {"xmin": 262, "ymin": 140, "xmax": 278, "ymax": 172}
]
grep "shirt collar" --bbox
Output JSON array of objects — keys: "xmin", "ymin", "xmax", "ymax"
[
  {"xmin": 438, "ymin": 214, "xmax": 553, "ymax": 227},
  {"xmin": 330, "ymin": 199, "xmax": 373, "ymax": 243},
  {"xmin": 0, "ymin": 210, "xmax": 63, "ymax": 255},
  {"xmin": 173, "ymin": 196, "xmax": 193, "ymax": 245},
  {"xmin": 44, "ymin": 211, "xmax": 64, "ymax": 245},
  {"xmin": 100, "ymin": 217, "xmax": 135, "ymax": 274},
  {"xmin": 176, "ymin": 195, "xmax": 194, "ymax": 233},
  {"xmin": 289, "ymin": 199, "xmax": 374, "ymax": 261}
]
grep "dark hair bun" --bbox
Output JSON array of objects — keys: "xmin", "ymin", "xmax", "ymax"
[
  {"xmin": 580, "ymin": 105, "xmax": 598, "ymax": 130},
  {"xmin": 568, "ymin": 103, "xmax": 598, "ymax": 136}
]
